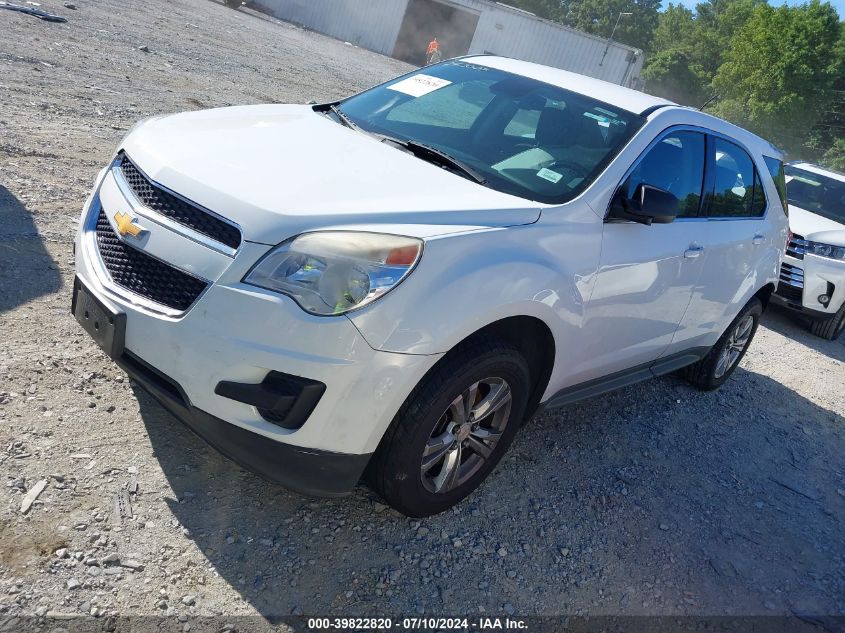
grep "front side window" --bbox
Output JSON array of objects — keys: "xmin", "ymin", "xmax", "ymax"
[
  {"xmin": 622, "ymin": 131, "xmax": 706, "ymax": 218},
  {"xmin": 336, "ymin": 61, "xmax": 644, "ymax": 204},
  {"xmin": 784, "ymin": 165, "xmax": 845, "ymax": 224},
  {"xmin": 709, "ymin": 138, "xmax": 766, "ymax": 218}
]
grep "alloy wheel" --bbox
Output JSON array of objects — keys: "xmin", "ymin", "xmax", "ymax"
[
  {"xmin": 714, "ymin": 314, "xmax": 755, "ymax": 378},
  {"xmin": 420, "ymin": 377, "xmax": 512, "ymax": 494}
]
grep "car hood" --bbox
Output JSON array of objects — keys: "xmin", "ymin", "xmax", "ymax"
[
  {"xmin": 121, "ymin": 105, "xmax": 541, "ymax": 244},
  {"xmin": 788, "ymin": 204, "xmax": 845, "ymax": 239}
]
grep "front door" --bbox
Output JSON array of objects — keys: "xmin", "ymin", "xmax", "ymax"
[{"xmin": 574, "ymin": 130, "xmax": 708, "ymax": 383}]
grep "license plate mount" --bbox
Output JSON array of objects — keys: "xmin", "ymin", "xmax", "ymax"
[{"xmin": 72, "ymin": 277, "xmax": 126, "ymax": 360}]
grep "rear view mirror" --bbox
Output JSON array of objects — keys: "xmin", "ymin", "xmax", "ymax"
[{"xmin": 607, "ymin": 183, "xmax": 679, "ymax": 225}]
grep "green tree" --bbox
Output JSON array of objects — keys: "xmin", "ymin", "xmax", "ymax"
[
  {"xmin": 712, "ymin": 1, "xmax": 842, "ymax": 154},
  {"xmin": 504, "ymin": 0, "xmax": 566, "ymax": 21},
  {"xmin": 642, "ymin": 0, "xmax": 764, "ymax": 106},
  {"xmin": 641, "ymin": 48, "xmax": 710, "ymax": 105},
  {"xmin": 806, "ymin": 24, "xmax": 845, "ymax": 161},
  {"xmin": 652, "ymin": 3, "xmax": 697, "ymax": 52},
  {"xmin": 642, "ymin": 3, "xmax": 711, "ymax": 105},
  {"xmin": 563, "ymin": 0, "xmax": 663, "ymax": 52},
  {"xmin": 822, "ymin": 138, "xmax": 845, "ymax": 171},
  {"xmin": 692, "ymin": 0, "xmax": 764, "ymax": 78}
]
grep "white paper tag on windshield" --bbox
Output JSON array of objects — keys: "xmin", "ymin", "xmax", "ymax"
[
  {"xmin": 537, "ymin": 167, "xmax": 563, "ymax": 183},
  {"xmin": 387, "ymin": 74, "xmax": 452, "ymax": 98}
]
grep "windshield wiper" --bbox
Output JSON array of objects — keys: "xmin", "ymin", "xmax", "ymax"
[
  {"xmin": 380, "ymin": 136, "xmax": 488, "ymax": 185},
  {"xmin": 327, "ymin": 104, "xmax": 358, "ymax": 131}
]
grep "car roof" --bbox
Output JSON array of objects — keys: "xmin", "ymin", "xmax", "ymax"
[
  {"xmin": 787, "ymin": 161, "xmax": 845, "ymax": 183},
  {"xmin": 465, "ymin": 55, "xmax": 675, "ymax": 115}
]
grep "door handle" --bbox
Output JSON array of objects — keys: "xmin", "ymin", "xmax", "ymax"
[
  {"xmin": 684, "ymin": 245, "xmax": 704, "ymax": 259},
  {"xmin": 752, "ymin": 234, "xmax": 766, "ymax": 245}
]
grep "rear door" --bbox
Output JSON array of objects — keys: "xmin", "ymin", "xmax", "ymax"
[{"xmin": 666, "ymin": 135, "xmax": 773, "ymax": 354}]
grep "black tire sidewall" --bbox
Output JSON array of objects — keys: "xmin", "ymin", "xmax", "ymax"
[
  {"xmin": 702, "ymin": 299, "xmax": 763, "ymax": 389},
  {"xmin": 810, "ymin": 304, "xmax": 845, "ymax": 340},
  {"xmin": 379, "ymin": 346, "xmax": 530, "ymax": 517}
]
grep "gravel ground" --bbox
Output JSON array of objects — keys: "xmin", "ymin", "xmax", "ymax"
[{"xmin": 1, "ymin": 0, "xmax": 845, "ymax": 628}]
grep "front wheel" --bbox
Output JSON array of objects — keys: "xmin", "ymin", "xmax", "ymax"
[
  {"xmin": 682, "ymin": 298, "xmax": 762, "ymax": 391},
  {"xmin": 368, "ymin": 337, "xmax": 531, "ymax": 517},
  {"xmin": 809, "ymin": 303, "xmax": 845, "ymax": 340}
]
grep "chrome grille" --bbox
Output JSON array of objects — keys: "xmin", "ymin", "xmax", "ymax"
[
  {"xmin": 786, "ymin": 234, "xmax": 806, "ymax": 260},
  {"xmin": 775, "ymin": 262, "xmax": 804, "ymax": 303},
  {"xmin": 117, "ymin": 152, "xmax": 242, "ymax": 250}
]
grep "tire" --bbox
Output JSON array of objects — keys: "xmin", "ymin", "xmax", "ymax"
[
  {"xmin": 682, "ymin": 297, "xmax": 763, "ymax": 391},
  {"xmin": 368, "ymin": 336, "xmax": 531, "ymax": 517},
  {"xmin": 809, "ymin": 304, "xmax": 845, "ymax": 340}
]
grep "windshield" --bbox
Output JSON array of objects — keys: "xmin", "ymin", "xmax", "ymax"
[
  {"xmin": 785, "ymin": 165, "xmax": 845, "ymax": 224},
  {"xmin": 336, "ymin": 60, "xmax": 644, "ymax": 204}
]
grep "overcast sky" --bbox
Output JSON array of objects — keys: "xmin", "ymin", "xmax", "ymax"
[{"xmin": 662, "ymin": 0, "xmax": 845, "ymax": 18}]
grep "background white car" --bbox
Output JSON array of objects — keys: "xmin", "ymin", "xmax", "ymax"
[
  {"xmin": 73, "ymin": 57, "xmax": 788, "ymax": 516},
  {"xmin": 773, "ymin": 162, "xmax": 845, "ymax": 340}
]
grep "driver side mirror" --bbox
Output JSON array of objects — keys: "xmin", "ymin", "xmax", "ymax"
[{"xmin": 607, "ymin": 183, "xmax": 679, "ymax": 225}]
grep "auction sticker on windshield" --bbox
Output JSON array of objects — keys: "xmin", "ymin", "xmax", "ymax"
[
  {"xmin": 537, "ymin": 167, "xmax": 563, "ymax": 183},
  {"xmin": 387, "ymin": 74, "xmax": 452, "ymax": 97}
]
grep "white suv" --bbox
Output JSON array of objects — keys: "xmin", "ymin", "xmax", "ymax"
[
  {"xmin": 772, "ymin": 162, "xmax": 845, "ymax": 340},
  {"xmin": 73, "ymin": 57, "xmax": 788, "ymax": 516}
]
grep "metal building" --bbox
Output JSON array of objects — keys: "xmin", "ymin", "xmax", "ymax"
[{"xmin": 252, "ymin": 0, "xmax": 644, "ymax": 86}]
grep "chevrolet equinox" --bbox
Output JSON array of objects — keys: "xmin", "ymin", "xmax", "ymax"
[{"xmin": 73, "ymin": 57, "xmax": 789, "ymax": 516}]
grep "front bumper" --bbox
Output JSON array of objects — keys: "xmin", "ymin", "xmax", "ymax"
[
  {"xmin": 73, "ymin": 167, "xmax": 441, "ymax": 496},
  {"xmin": 774, "ymin": 251, "xmax": 845, "ymax": 319},
  {"xmin": 118, "ymin": 350, "xmax": 370, "ymax": 497}
]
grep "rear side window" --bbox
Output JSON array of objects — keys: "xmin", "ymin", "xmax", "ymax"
[
  {"xmin": 623, "ymin": 131, "xmax": 706, "ymax": 218},
  {"xmin": 764, "ymin": 156, "xmax": 788, "ymax": 216},
  {"xmin": 708, "ymin": 138, "xmax": 766, "ymax": 218}
]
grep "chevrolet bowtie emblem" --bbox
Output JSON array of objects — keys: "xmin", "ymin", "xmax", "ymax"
[{"xmin": 113, "ymin": 211, "xmax": 145, "ymax": 238}]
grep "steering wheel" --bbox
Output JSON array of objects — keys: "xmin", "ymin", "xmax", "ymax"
[{"xmin": 510, "ymin": 141, "xmax": 536, "ymax": 153}]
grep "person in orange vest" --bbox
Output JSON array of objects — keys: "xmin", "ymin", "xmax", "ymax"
[{"xmin": 426, "ymin": 37, "xmax": 440, "ymax": 64}]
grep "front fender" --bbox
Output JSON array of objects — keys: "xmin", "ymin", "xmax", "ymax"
[{"xmin": 348, "ymin": 215, "xmax": 602, "ymax": 386}]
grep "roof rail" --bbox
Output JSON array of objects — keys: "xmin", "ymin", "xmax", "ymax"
[{"xmin": 639, "ymin": 104, "xmax": 673, "ymax": 117}]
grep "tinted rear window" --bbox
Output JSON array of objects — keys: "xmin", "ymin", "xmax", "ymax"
[{"xmin": 764, "ymin": 156, "xmax": 788, "ymax": 216}]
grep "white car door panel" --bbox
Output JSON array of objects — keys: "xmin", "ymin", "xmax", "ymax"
[
  {"xmin": 576, "ymin": 223, "xmax": 706, "ymax": 381},
  {"xmin": 669, "ymin": 136, "xmax": 773, "ymax": 353},
  {"xmin": 573, "ymin": 129, "xmax": 708, "ymax": 384}
]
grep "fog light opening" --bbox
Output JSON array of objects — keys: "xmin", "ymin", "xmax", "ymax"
[{"xmin": 818, "ymin": 294, "xmax": 831, "ymax": 306}]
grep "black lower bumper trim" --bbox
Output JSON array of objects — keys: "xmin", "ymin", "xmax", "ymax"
[
  {"xmin": 770, "ymin": 294, "xmax": 837, "ymax": 320},
  {"xmin": 215, "ymin": 371, "xmax": 325, "ymax": 429},
  {"xmin": 118, "ymin": 351, "xmax": 371, "ymax": 497}
]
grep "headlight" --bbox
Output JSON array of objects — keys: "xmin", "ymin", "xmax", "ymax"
[
  {"xmin": 806, "ymin": 241, "xmax": 845, "ymax": 260},
  {"xmin": 244, "ymin": 231, "xmax": 423, "ymax": 315}
]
